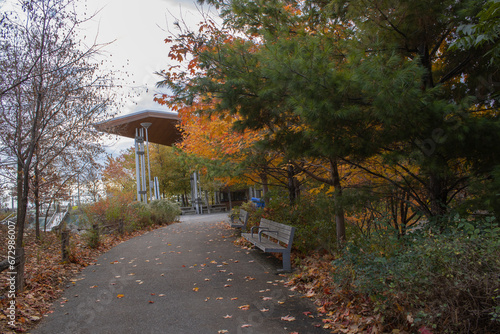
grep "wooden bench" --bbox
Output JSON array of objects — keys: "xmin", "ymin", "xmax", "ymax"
[
  {"xmin": 181, "ymin": 207, "xmax": 197, "ymax": 215},
  {"xmin": 206, "ymin": 204, "xmax": 227, "ymax": 214},
  {"xmin": 230, "ymin": 209, "xmax": 249, "ymax": 229},
  {"xmin": 241, "ymin": 218, "xmax": 295, "ymax": 272}
]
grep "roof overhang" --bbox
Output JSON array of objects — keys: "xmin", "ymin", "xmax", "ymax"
[{"xmin": 95, "ymin": 110, "xmax": 182, "ymax": 146}]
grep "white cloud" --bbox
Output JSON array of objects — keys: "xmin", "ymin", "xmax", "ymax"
[{"xmin": 81, "ymin": 0, "xmax": 217, "ymax": 116}]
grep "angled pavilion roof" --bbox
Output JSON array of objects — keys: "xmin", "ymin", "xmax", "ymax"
[{"xmin": 95, "ymin": 109, "xmax": 182, "ymax": 146}]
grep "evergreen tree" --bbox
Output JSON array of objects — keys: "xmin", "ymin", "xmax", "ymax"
[{"xmin": 159, "ymin": 0, "xmax": 499, "ymax": 241}]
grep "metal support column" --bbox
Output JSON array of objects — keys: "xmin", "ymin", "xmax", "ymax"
[
  {"xmin": 135, "ymin": 129, "xmax": 142, "ymax": 202},
  {"xmin": 154, "ymin": 177, "xmax": 160, "ymax": 200},
  {"xmin": 193, "ymin": 171, "xmax": 200, "ymax": 214},
  {"xmin": 135, "ymin": 128, "xmax": 147, "ymax": 203}
]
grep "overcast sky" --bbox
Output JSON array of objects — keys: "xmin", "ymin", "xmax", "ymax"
[{"xmin": 78, "ymin": 0, "xmax": 219, "ymax": 154}]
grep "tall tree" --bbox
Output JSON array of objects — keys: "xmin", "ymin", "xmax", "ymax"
[{"xmin": 0, "ymin": 0, "xmax": 115, "ymax": 290}]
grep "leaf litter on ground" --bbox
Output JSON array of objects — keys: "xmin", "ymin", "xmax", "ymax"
[{"xmin": 0, "ymin": 225, "xmax": 163, "ymax": 333}]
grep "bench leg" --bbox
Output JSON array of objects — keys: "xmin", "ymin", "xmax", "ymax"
[{"xmin": 281, "ymin": 251, "xmax": 292, "ymax": 272}]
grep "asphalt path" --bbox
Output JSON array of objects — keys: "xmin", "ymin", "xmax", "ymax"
[{"xmin": 32, "ymin": 213, "xmax": 328, "ymax": 334}]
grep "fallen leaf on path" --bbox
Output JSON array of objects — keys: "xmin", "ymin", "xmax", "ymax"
[
  {"xmin": 239, "ymin": 304, "xmax": 250, "ymax": 310},
  {"xmin": 241, "ymin": 324, "xmax": 252, "ymax": 328},
  {"xmin": 223, "ymin": 315, "xmax": 232, "ymax": 319},
  {"xmin": 305, "ymin": 291, "xmax": 315, "ymax": 298},
  {"xmin": 217, "ymin": 330, "xmax": 228, "ymax": 333},
  {"xmin": 117, "ymin": 294, "xmax": 124, "ymax": 298},
  {"xmin": 193, "ymin": 287, "xmax": 199, "ymax": 292},
  {"xmin": 260, "ymin": 308, "xmax": 270, "ymax": 312},
  {"xmin": 281, "ymin": 315, "xmax": 296, "ymax": 322}
]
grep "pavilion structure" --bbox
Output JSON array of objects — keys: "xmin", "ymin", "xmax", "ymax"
[
  {"xmin": 95, "ymin": 109, "xmax": 234, "ymax": 215},
  {"xmin": 95, "ymin": 109, "xmax": 182, "ymax": 146},
  {"xmin": 95, "ymin": 110, "xmax": 182, "ymax": 203}
]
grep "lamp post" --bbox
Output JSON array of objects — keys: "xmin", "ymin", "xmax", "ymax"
[{"xmin": 141, "ymin": 122, "xmax": 153, "ymax": 201}]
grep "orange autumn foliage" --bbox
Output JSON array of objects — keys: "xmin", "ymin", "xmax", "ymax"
[{"xmin": 176, "ymin": 101, "xmax": 263, "ymax": 161}]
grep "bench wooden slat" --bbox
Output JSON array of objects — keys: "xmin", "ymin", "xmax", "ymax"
[
  {"xmin": 241, "ymin": 234, "xmax": 286, "ymax": 252},
  {"xmin": 241, "ymin": 217, "xmax": 295, "ymax": 272},
  {"xmin": 230, "ymin": 209, "xmax": 249, "ymax": 229},
  {"xmin": 258, "ymin": 218, "xmax": 294, "ymax": 245}
]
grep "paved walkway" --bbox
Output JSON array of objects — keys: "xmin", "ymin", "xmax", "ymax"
[{"xmin": 33, "ymin": 213, "xmax": 328, "ymax": 334}]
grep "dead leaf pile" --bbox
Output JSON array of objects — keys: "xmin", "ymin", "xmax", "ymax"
[
  {"xmin": 285, "ymin": 255, "xmax": 390, "ymax": 333},
  {"xmin": 233, "ymin": 236, "xmax": 253, "ymax": 249}
]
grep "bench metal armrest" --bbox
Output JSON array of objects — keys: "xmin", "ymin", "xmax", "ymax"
[
  {"xmin": 251, "ymin": 226, "xmax": 273, "ymax": 237},
  {"xmin": 258, "ymin": 229, "xmax": 278, "ymax": 242},
  {"xmin": 250, "ymin": 226, "xmax": 262, "ymax": 237}
]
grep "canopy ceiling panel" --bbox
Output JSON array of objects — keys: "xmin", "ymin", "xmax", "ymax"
[{"xmin": 95, "ymin": 110, "xmax": 182, "ymax": 146}]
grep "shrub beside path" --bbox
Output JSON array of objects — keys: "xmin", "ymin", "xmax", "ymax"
[{"xmin": 32, "ymin": 213, "xmax": 328, "ymax": 334}]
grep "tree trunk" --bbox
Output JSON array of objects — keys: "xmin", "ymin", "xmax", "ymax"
[
  {"xmin": 34, "ymin": 161, "xmax": 40, "ymax": 240},
  {"xmin": 330, "ymin": 159, "xmax": 346, "ymax": 246},
  {"xmin": 287, "ymin": 163, "xmax": 297, "ymax": 204},
  {"xmin": 429, "ymin": 173, "xmax": 448, "ymax": 218},
  {"xmin": 15, "ymin": 162, "xmax": 30, "ymax": 292},
  {"xmin": 260, "ymin": 171, "xmax": 269, "ymax": 205}
]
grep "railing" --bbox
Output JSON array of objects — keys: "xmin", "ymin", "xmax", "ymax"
[{"xmin": 0, "ymin": 212, "xmax": 16, "ymax": 225}]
